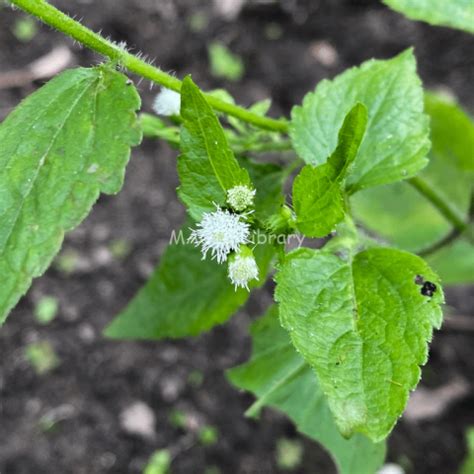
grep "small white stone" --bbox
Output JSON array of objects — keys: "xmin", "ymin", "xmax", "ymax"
[
  {"xmin": 377, "ymin": 464, "xmax": 405, "ymax": 474},
  {"xmin": 119, "ymin": 401, "xmax": 155, "ymax": 439}
]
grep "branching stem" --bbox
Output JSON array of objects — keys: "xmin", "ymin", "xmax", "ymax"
[{"xmin": 9, "ymin": 0, "xmax": 289, "ymax": 133}]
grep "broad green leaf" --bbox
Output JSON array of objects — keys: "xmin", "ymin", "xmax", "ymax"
[
  {"xmin": 227, "ymin": 306, "xmax": 386, "ymax": 474},
  {"xmin": 105, "ymin": 227, "xmax": 274, "ymax": 340},
  {"xmin": 275, "ymin": 247, "xmax": 444, "ymax": 442},
  {"xmin": 426, "ymin": 238, "xmax": 474, "ymax": 285},
  {"xmin": 383, "ymin": 0, "xmax": 474, "ymax": 34},
  {"xmin": 0, "ymin": 66, "xmax": 141, "ymax": 325},
  {"xmin": 293, "ymin": 103, "xmax": 368, "ymax": 237},
  {"xmin": 352, "ymin": 93, "xmax": 473, "ymax": 255},
  {"xmin": 290, "ymin": 49, "xmax": 430, "ymax": 191},
  {"xmin": 177, "ymin": 76, "xmax": 250, "ymax": 220}
]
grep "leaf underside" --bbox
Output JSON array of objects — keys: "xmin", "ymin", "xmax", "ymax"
[{"xmin": 0, "ymin": 66, "xmax": 141, "ymax": 325}]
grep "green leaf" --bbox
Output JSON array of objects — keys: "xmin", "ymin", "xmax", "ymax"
[
  {"xmin": 460, "ymin": 427, "xmax": 474, "ymax": 474},
  {"xmin": 290, "ymin": 49, "xmax": 430, "ymax": 191},
  {"xmin": 25, "ymin": 340, "xmax": 59, "ymax": 375},
  {"xmin": 352, "ymin": 93, "xmax": 473, "ymax": 256},
  {"xmin": 293, "ymin": 103, "xmax": 368, "ymax": 237},
  {"xmin": 383, "ymin": 0, "xmax": 474, "ymax": 34},
  {"xmin": 275, "ymin": 247, "xmax": 444, "ymax": 442},
  {"xmin": 177, "ymin": 76, "xmax": 251, "ymax": 220},
  {"xmin": 105, "ymin": 227, "xmax": 274, "ymax": 340},
  {"xmin": 425, "ymin": 92, "xmax": 474, "ymax": 173},
  {"xmin": 139, "ymin": 113, "xmax": 179, "ymax": 146},
  {"xmin": 426, "ymin": 238, "xmax": 474, "ymax": 285},
  {"xmin": 227, "ymin": 306, "xmax": 386, "ymax": 474},
  {"xmin": 34, "ymin": 296, "xmax": 58, "ymax": 325},
  {"xmin": 143, "ymin": 449, "xmax": 171, "ymax": 474},
  {"xmin": 208, "ymin": 42, "xmax": 244, "ymax": 82},
  {"xmin": 0, "ymin": 66, "xmax": 141, "ymax": 325},
  {"xmin": 105, "ymin": 235, "xmax": 246, "ymax": 339}
]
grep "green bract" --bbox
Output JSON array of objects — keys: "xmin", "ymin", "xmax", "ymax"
[
  {"xmin": 275, "ymin": 247, "xmax": 444, "ymax": 441},
  {"xmin": 0, "ymin": 66, "xmax": 141, "ymax": 325},
  {"xmin": 290, "ymin": 49, "xmax": 430, "ymax": 191}
]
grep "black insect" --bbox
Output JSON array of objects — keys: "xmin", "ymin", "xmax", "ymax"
[
  {"xmin": 414, "ymin": 275, "xmax": 437, "ymax": 297},
  {"xmin": 421, "ymin": 281, "xmax": 437, "ymax": 297}
]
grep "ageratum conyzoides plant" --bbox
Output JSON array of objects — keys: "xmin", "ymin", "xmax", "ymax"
[{"xmin": 1, "ymin": 1, "xmax": 473, "ymax": 472}]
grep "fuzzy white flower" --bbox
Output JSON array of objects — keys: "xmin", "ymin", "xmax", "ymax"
[
  {"xmin": 227, "ymin": 185, "xmax": 256, "ymax": 212},
  {"xmin": 188, "ymin": 207, "xmax": 250, "ymax": 263},
  {"xmin": 228, "ymin": 249, "xmax": 259, "ymax": 290},
  {"xmin": 152, "ymin": 88, "xmax": 181, "ymax": 116}
]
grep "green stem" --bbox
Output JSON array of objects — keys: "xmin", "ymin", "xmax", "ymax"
[
  {"xmin": 9, "ymin": 0, "xmax": 289, "ymax": 133},
  {"xmin": 140, "ymin": 113, "xmax": 293, "ymax": 153},
  {"xmin": 408, "ymin": 176, "xmax": 468, "ymax": 233}
]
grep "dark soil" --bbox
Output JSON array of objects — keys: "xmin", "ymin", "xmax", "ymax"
[{"xmin": 0, "ymin": 1, "xmax": 473, "ymax": 473}]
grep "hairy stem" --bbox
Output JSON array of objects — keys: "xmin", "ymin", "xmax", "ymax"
[{"xmin": 9, "ymin": 0, "xmax": 289, "ymax": 133}]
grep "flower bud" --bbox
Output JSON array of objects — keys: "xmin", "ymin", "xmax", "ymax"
[
  {"xmin": 227, "ymin": 246, "xmax": 259, "ymax": 290},
  {"xmin": 226, "ymin": 185, "xmax": 256, "ymax": 212},
  {"xmin": 265, "ymin": 204, "xmax": 296, "ymax": 234}
]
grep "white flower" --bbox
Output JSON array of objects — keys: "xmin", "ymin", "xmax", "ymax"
[
  {"xmin": 227, "ymin": 185, "xmax": 256, "ymax": 212},
  {"xmin": 152, "ymin": 88, "xmax": 181, "ymax": 116},
  {"xmin": 188, "ymin": 207, "xmax": 250, "ymax": 263},
  {"xmin": 228, "ymin": 249, "xmax": 259, "ymax": 290}
]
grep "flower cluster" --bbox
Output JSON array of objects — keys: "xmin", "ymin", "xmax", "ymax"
[
  {"xmin": 188, "ymin": 201, "xmax": 259, "ymax": 290},
  {"xmin": 188, "ymin": 206, "xmax": 251, "ymax": 263}
]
